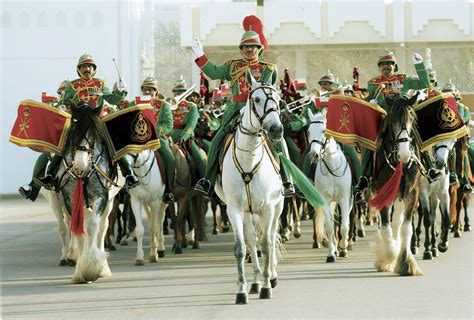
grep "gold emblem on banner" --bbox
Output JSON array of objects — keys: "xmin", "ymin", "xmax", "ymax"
[
  {"xmin": 338, "ymin": 102, "xmax": 351, "ymax": 131},
  {"xmin": 18, "ymin": 106, "xmax": 32, "ymax": 138},
  {"xmin": 131, "ymin": 112, "xmax": 151, "ymax": 142},
  {"xmin": 438, "ymin": 101, "xmax": 460, "ymax": 130}
]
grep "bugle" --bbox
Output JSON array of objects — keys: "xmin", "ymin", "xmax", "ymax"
[{"xmin": 169, "ymin": 85, "xmax": 197, "ymax": 109}]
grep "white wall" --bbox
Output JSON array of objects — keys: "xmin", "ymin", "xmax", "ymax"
[{"xmin": 1, "ymin": 0, "xmax": 144, "ymax": 194}]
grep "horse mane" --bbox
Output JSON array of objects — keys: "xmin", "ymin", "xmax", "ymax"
[{"xmin": 66, "ymin": 102, "xmax": 107, "ymax": 151}]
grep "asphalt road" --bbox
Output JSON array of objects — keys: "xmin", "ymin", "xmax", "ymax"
[{"xmin": 1, "ymin": 197, "xmax": 472, "ymax": 319}]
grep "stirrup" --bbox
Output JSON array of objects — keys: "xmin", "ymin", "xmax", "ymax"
[
  {"xmin": 427, "ymin": 168, "xmax": 441, "ymax": 183},
  {"xmin": 282, "ymin": 182, "xmax": 295, "ymax": 198},
  {"xmin": 34, "ymin": 175, "xmax": 54, "ymax": 191},
  {"xmin": 195, "ymin": 178, "xmax": 211, "ymax": 195},
  {"xmin": 125, "ymin": 175, "xmax": 140, "ymax": 189},
  {"xmin": 163, "ymin": 192, "xmax": 175, "ymax": 204},
  {"xmin": 462, "ymin": 184, "xmax": 472, "ymax": 194}
]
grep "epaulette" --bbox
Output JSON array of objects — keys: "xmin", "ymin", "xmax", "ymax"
[{"xmin": 259, "ymin": 61, "xmax": 276, "ymax": 71}]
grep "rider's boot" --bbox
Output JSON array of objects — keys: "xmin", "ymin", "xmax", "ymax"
[
  {"xmin": 19, "ymin": 183, "xmax": 40, "ymax": 201},
  {"xmin": 427, "ymin": 168, "xmax": 442, "ymax": 183},
  {"xmin": 163, "ymin": 190, "xmax": 175, "ymax": 204},
  {"xmin": 117, "ymin": 158, "xmax": 139, "ymax": 190},
  {"xmin": 354, "ymin": 176, "xmax": 369, "ymax": 203},
  {"xmin": 449, "ymin": 172, "xmax": 458, "ymax": 185},
  {"xmin": 280, "ymin": 167, "xmax": 295, "ymax": 198},
  {"xmin": 34, "ymin": 155, "xmax": 62, "ymax": 190}
]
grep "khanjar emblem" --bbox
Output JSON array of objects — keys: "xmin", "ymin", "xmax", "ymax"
[
  {"xmin": 338, "ymin": 101, "xmax": 351, "ymax": 131},
  {"xmin": 131, "ymin": 112, "xmax": 151, "ymax": 142},
  {"xmin": 438, "ymin": 101, "xmax": 460, "ymax": 130},
  {"xmin": 18, "ymin": 106, "xmax": 32, "ymax": 138}
]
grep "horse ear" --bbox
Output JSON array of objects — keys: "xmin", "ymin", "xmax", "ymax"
[
  {"xmin": 246, "ymin": 70, "xmax": 258, "ymax": 89},
  {"xmin": 407, "ymin": 92, "xmax": 419, "ymax": 106}
]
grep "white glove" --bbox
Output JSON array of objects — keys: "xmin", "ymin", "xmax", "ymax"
[
  {"xmin": 370, "ymin": 99, "xmax": 378, "ymax": 105},
  {"xmin": 117, "ymin": 79, "xmax": 127, "ymax": 92},
  {"xmin": 412, "ymin": 53, "xmax": 423, "ymax": 64},
  {"xmin": 192, "ymin": 37, "xmax": 204, "ymax": 57}
]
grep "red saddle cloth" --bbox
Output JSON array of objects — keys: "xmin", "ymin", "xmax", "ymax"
[
  {"xmin": 325, "ymin": 95, "xmax": 387, "ymax": 151},
  {"xmin": 9, "ymin": 100, "xmax": 71, "ymax": 154}
]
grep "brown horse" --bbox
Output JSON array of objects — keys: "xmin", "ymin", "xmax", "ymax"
[{"xmin": 170, "ymin": 143, "xmax": 208, "ymax": 253}]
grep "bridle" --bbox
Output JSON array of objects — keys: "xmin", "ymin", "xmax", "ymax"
[
  {"xmin": 245, "ymin": 84, "xmax": 281, "ymax": 132},
  {"xmin": 308, "ymin": 120, "xmax": 328, "ymax": 153}
]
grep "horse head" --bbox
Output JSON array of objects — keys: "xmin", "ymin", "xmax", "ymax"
[
  {"xmin": 307, "ymin": 108, "xmax": 328, "ymax": 162},
  {"xmin": 66, "ymin": 100, "xmax": 104, "ymax": 177},
  {"xmin": 433, "ymin": 140, "xmax": 455, "ymax": 169},
  {"xmin": 383, "ymin": 94, "xmax": 418, "ymax": 164},
  {"xmin": 246, "ymin": 71, "xmax": 283, "ymax": 142}
]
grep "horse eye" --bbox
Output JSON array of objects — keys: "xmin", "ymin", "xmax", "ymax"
[{"xmin": 254, "ymin": 97, "xmax": 260, "ymax": 103}]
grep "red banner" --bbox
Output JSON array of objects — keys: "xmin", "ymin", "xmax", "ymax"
[
  {"xmin": 9, "ymin": 100, "xmax": 71, "ymax": 154},
  {"xmin": 325, "ymin": 95, "xmax": 387, "ymax": 151}
]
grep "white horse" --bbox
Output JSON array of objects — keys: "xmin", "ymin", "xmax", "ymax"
[
  {"xmin": 214, "ymin": 75, "xmax": 285, "ymax": 304},
  {"xmin": 306, "ymin": 109, "xmax": 351, "ymax": 260},
  {"xmin": 125, "ymin": 149, "xmax": 167, "ymax": 265},
  {"xmin": 417, "ymin": 140, "xmax": 454, "ymax": 258}
]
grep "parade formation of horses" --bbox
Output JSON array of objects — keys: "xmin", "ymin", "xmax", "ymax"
[
  {"xmin": 56, "ymin": 101, "xmax": 124, "ymax": 283},
  {"xmin": 370, "ymin": 94, "xmax": 424, "ymax": 276}
]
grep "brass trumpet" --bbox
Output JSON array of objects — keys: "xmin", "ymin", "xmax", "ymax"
[
  {"xmin": 169, "ymin": 85, "xmax": 197, "ymax": 110},
  {"xmin": 286, "ymin": 95, "xmax": 314, "ymax": 113}
]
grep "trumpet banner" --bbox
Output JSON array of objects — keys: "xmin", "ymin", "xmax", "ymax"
[
  {"xmin": 414, "ymin": 93, "xmax": 468, "ymax": 152},
  {"xmin": 102, "ymin": 105, "xmax": 160, "ymax": 162},
  {"xmin": 325, "ymin": 95, "xmax": 387, "ymax": 151},
  {"xmin": 9, "ymin": 100, "xmax": 71, "ymax": 154}
]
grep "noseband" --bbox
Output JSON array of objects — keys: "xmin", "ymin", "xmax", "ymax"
[
  {"xmin": 248, "ymin": 84, "xmax": 280, "ymax": 126},
  {"xmin": 308, "ymin": 120, "xmax": 328, "ymax": 152}
]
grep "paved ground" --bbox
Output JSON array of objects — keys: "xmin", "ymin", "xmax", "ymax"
[{"xmin": 1, "ymin": 197, "xmax": 472, "ymax": 319}]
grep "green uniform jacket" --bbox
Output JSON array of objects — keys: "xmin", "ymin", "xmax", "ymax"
[
  {"xmin": 171, "ymin": 101, "xmax": 199, "ymax": 142},
  {"xmin": 63, "ymin": 77, "xmax": 125, "ymax": 109},
  {"xmin": 367, "ymin": 62, "xmax": 430, "ymax": 107},
  {"xmin": 156, "ymin": 101, "xmax": 174, "ymax": 136}
]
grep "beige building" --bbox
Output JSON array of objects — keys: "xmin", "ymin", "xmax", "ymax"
[{"xmin": 151, "ymin": 0, "xmax": 473, "ymax": 107}]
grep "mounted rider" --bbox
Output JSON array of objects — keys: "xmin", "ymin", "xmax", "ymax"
[
  {"xmin": 18, "ymin": 80, "xmax": 69, "ymax": 201},
  {"xmin": 35, "ymin": 54, "xmax": 140, "ymax": 190},
  {"xmin": 136, "ymin": 76, "xmax": 176, "ymax": 204},
  {"xmin": 441, "ymin": 81, "xmax": 472, "ymax": 193},
  {"xmin": 354, "ymin": 50, "xmax": 440, "ymax": 202},
  {"xmin": 170, "ymin": 78, "xmax": 207, "ymax": 179},
  {"xmin": 193, "ymin": 16, "xmax": 295, "ymax": 198}
]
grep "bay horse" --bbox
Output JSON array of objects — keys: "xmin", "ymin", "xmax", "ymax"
[
  {"xmin": 56, "ymin": 101, "xmax": 124, "ymax": 283},
  {"xmin": 370, "ymin": 94, "xmax": 423, "ymax": 276},
  {"xmin": 306, "ymin": 109, "xmax": 349, "ymax": 260}
]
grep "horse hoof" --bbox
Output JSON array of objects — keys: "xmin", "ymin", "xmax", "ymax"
[
  {"xmin": 109, "ymin": 245, "xmax": 117, "ymax": 251},
  {"xmin": 464, "ymin": 225, "xmax": 471, "ymax": 232},
  {"xmin": 246, "ymin": 256, "xmax": 252, "ymax": 263},
  {"xmin": 294, "ymin": 232, "xmax": 301, "ymax": 239},
  {"xmin": 149, "ymin": 256, "xmax": 158, "ymax": 263},
  {"xmin": 158, "ymin": 250, "xmax": 165, "ymax": 258},
  {"xmin": 357, "ymin": 230, "xmax": 366, "ymax": 237},
  {"xmin": 235, "ymin": 293, "xmax": 248, "ymax": 305},
  {"xmin": 192, "ymin": 242, "xmax": 200, "ymax": 249},
  {"xmin": 163, "ymin": 229, "xmax": 169, "ymax": 236},
  {"xmin": 301, "ymin": 214, "xmax": 308, "ymax": 221},
  {"xmin": 259, "ymin": 288, "xmax": 272, "ymax": 299},
  {"xmin": 411, "ymin": 246, "xmax": 418, "ymax": 255},
  {"xmin": 84, "ymin": 275, "xmax": 98, "ymax": 283},
  {"xmin": 174, "ymin": 247, "xmax": 183, "ymax": 254},
  {"xmin": 181, "ymin": 242, "xmax": 188, "ymax": 249},
  {"xmin": 282, "ymin": 235, "xmax": 289, "ymax": 242},
  {"xmin": 59, "ymin": 259, "xmax": 67, "ymax": 266},
  {"xmin": 347, "ymin": 243, "xmax": 353, "ymax": 251},
  {"xmin": 423, "ymin": 251, "xmax": 433, "ymax": 260},
  {"xmin": 212, "ymin": 229, "xmax": 219, "ymax": 235},
  {"xmin": 326, "ymin": 256, "xmax": 336, "ymax": 263},
  {"xmin": 438, "ymin": 243, "xmax": 448, "ymax": 253},
  {"xmin": 67, "ymin": 259, "xmax": 76, "ymax": 267},
  {"xmin": 120, "ymin": 240, "xmax": 128, "ymax": 246},
  {"xmin": 249, "ymin": 283, "xmax": 261, "ymax": 294},
  {"xmin": 257, "ymin": 250, "xmax": 262, "ymax": 258},
  {"xmin": 338, "ymin": 250, "xmax": 347, "ymax": 258},
  {"xmin": 454, "ymin": 232, "xmax": 462, "ymax": 238},
  {"xmin": 222, "ymin": 226, "xmax": 230, "ymax": 233},
  {"xmin": 352, "ymin": 235, "xmax": 358, "ymax": 242},
  {"xmin": 312, "ymin": 242, "xmax": 321, "ymax": 249},
  {"xmin": 270, "ymin": 278, "xmax": 278, "ymax": 288},
  {"xmin": 133, "ymin": 236, "xmax": 137, "ymax": 242},
  {"xmin": 134, "ymin": 259, "xmax": 145, "ymax": 266},
  {"xmin": 431, "ymin": 248, "xmax": 439, "ymax": 257}
]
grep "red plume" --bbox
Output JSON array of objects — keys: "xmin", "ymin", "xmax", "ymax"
[{"xmin": 242, "ymin": 15, "xmax": 268, "ymax": 50}]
